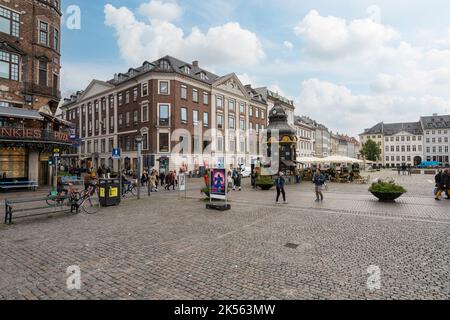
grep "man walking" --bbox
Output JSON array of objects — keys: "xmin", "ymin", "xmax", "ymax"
[
  {"xmin": 312, "ymin": 168, "xmax": 325, "ymax": 202},
  {"xmin": 275, "ymin": 172, "xmax": 287, "ymax": 204},
  {"xmin": 435, "ymin": 169, "xmax": 445, "ymax": 200},
  {"xmin": 441, "ymin": 169, "xmax": 450, "ymax": 199}
]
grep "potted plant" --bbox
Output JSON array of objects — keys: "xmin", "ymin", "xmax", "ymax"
[
  {"xmin": 369, "ymin": 180, "xmax": 407, "ymax": 202},
  {"xmin": 256, "ymin": 175, "xmax": 275, "ymax": 190}
]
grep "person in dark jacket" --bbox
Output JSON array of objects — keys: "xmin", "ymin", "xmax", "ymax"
[
  {"xmin": 275, "ymin": 172, "xmax": 287, "ymax": 204},
  {"xmin": 312, "ymin": 168, "xmax": 325, "ymax": 202},
  {"xmin": 159, "ymin": 172, "xmax": 166, "ymax": 188},
  {"xmin": 435, "ymin": 170, "xmax": 445, "ymax": 200},
  {"xmin": 442, "ymin": 169, "xmax": 450, "ymax": 199},
  {"xmin": 234, "ymin": 171, "xmax": 242, "ymax": 191}
]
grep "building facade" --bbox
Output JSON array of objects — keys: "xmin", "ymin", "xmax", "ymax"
[
  {"xmin": 420, "ymin": 114, "xmax": 450, "ymax": 165},
  {"xmin": 254, "ymin": 88, "xmax": 295, "ymax": 126},
  {"xmin": 360, "ymin": 122, "xmax": 385, "ymax": 163},
  {"xmin": 61, "ymin": 56, "xmax": 268, "ymax": 173},
  {"xmin": 294, "ymin": 116, "xmax": 315, "ymax": 158},
  {"xmin": 383, "ymin": 122, "xmax": 423, "ymax": 168},
  {"xmin": 314, "ymin": 124, "xmax": 331, "ymax": 157},
  {"xmin": 0, "ymin": 0, "xmax": 68, "ymax": 185}
]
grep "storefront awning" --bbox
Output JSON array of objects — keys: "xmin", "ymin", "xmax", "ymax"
[
  {"xmin": 282, "ymin": 160, "xmax": 296, "ymax": 167},
  {"xmin": 0, "ymin": 106, "xmax": 44, "ymax": 121}
]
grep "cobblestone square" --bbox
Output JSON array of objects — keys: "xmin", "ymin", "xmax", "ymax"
[{"xmin": 0, "ymin": 171, "xmax": 449, "ymax": 300}]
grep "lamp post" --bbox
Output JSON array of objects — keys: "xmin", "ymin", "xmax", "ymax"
[{"xmin": 135, "ymin": 135, "xmax": 143, "ymax": 199}]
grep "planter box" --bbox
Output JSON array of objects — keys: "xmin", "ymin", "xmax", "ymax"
[
  {"xmin": 424, "ymin": 170, "xmax": 436, "ymax": 175},
  {"xmin": 370, "ymin": 192, "xmax": 404, "ymax": 202}
]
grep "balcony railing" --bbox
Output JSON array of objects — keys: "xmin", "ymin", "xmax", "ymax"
[{"xmin": 23, "ymin": 82, "xmax": 61, "ymax": 100}]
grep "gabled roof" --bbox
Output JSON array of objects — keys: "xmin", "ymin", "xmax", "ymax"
[{"xmin": 213, "ymin": 73, "xmax": 253, "ymax": 101}]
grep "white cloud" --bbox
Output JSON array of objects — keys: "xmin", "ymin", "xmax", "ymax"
[
  {"xmin": 104, "ymin": 1, "xmax": 265, "ymax": 68},
  {"xmin": 138, "ymin": 0, "xmax": 182, "ymax": 22},
  {"xmin": 237, "ymin": 73, "xmax": 256, "ymax": 86},
  {"xmin": 60, "ymin": 62, "xmax": 118, "ymax": 94},
  {"xmin": 296, "ymin": 79, "xmax": 450, "ymax": 136},
  {"xmin": 283, "ymin": 41, "xmax": 293, "ymax": 50},
  {"xmin": 294, "ymin": 10, "xmax": 398, "ymax": 59}
]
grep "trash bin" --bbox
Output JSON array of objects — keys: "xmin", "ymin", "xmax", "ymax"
[{"xmin": 98, "ymin": 178, "xmax": 121, "ymax": 207}]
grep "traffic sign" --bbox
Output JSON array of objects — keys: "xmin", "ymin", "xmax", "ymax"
[
  {"xmin": 112, "ymin": 148, "xmax": 121, "ymax": 159},
  {"xmin": 53, "ymin": 148, "xmax": 60, "ymax": 153}
]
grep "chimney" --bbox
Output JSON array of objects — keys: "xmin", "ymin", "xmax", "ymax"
[
  {"xmin": 192, "ymin": 60, "xmax": 199, "ymax": 67},
  {"xmin": 114, "ymin": 73, "xmax": 118, "ymax": 82}
]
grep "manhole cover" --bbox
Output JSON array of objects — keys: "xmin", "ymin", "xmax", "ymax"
[{"xmin": 284, "ymin": 243, "xmax": 299, "ymax": 249}]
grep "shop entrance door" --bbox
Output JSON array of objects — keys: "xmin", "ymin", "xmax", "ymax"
[{"xmin": 39, "ymin": 162, "xmax": 49, "ymax": 186}]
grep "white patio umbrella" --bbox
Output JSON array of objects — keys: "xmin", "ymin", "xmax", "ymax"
[
  {"xmin": 317, "ymin": 156, "xmax": 364, "ymax": 164},
  {"xmin": 296, "ymin": 157, "xmax": 322, "ymax": 164}
]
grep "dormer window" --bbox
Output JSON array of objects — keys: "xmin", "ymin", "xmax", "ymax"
[
  {"xmin": 198, "ymin": 72, "xmax": 207, "ymax": 81},
  {"xmin": 142, "ymin": 62, "xmax": 153, "ymax": 72},
  {"xmin": 160, "ymin": 60, "xmax": 170, "ymax": 70},
  {"xmin": 183, "ymin": 66, "xmax": 190, "ymax": 75}
]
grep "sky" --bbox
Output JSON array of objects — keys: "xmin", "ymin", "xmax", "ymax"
[{"xmin": 61, "ymin": 0, "xmax": 450, "ymax": 136}]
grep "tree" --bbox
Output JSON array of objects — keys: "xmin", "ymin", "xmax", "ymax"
[{"xmin": 360, "ymin": 139, "xmax": 381, "ymax": 162}]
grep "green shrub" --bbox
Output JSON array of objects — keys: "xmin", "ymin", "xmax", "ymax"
[{"xmin": 369, "ymin": 181, "xmax": 406, "ymax": 193}]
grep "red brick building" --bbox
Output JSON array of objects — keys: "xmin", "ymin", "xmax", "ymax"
[
  {"xmin": 0, "ymin": 0, "xmax": 70, "ymax": 186},
  {"xmin": 61, "ymin": 56, "xmax": 269, "ymax": 173}
]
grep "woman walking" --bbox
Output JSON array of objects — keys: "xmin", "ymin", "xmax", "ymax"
[
  {"xmin": 312, "ymin": 168, "xmax": 325, "ymax": 202},
  {"xmin": 275, "ymin": 172, "xmax": 287, "ymax": 204}
]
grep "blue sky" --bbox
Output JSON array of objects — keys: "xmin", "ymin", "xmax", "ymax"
[{"xmin": 61, "ymin": 0, "xmax": 450, "ymax": 136}]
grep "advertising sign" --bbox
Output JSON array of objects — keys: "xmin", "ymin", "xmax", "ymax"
[
  {"xmin": 210, "ymin": 168, "xmax": 227, "ymax": 200},
  {"xmin": 179, "ymin": 173, "xmax": 186, "ymax": 191}
]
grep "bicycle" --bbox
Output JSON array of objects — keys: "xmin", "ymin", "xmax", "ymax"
[
  {"xmin": 121, "ymin": 180, "xmax": 137, "ymax": 198},
  {"xmin": 46, "ymin": 183, "xmax": 100, "ymax": 214}
]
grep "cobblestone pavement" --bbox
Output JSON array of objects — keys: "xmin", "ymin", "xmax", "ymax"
[{"xmin": 0, "ymin": 170, "xmax": 449, "ymax": 300}]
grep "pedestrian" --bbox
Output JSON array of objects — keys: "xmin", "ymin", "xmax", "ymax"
[
  {"xmin": 434, "ymin": 169, "xmax": 445, "ymax": 200},
  {"xmin": 443, "ymin": 169, "xmax": 450, "ymax": 199},
  {"xmin": 227, "ymin": 171, "xmax": 233, "ymax": 190},
  {"xmin": 275, "ymin": 172, "xmax": 287, "ymax": 204},
  {"xmin": 150, "ymin": 171, "xmax": 158, "ymax": 192},
  {"xmin": 141, "ymin": 170, "xmax": 149, "ymax": 186},
  {"xmin": 250, "ymin": 169, "xmax": 256, "ymax": 189},
  {"xmin": 234, "ymin": 171, "xmax": 242, "ymax": 191},
  {"xmin": 159, "ymin": 171, "xmax": 166, "ymax": 188},
  {"xmin": 170, "ymin": 171, "xmax": 176, "ymax": 190},
  {"xmin": 232, "ymin": 168, "xmax": 238, "ymax": 190},
  {"xmin": 312, "ymin": 168, "xmax": 325, "ymax": 202},
  {"xmin": 397, "ymin": 166, "xmax": 401, "ymax": 175}
]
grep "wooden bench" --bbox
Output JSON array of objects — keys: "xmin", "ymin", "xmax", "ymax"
[
  {"xmin": 0, "ymin": 181, "xmax": 38, "ymax": 191},
  {"xmin": 4, "ymin": 194, "xmax": 78, "ymax": 224}
]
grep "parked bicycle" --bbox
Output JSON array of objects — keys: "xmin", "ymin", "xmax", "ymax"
[{"xmin": 46, "ymin": 182, "xmax": 100, "ymax": 214}]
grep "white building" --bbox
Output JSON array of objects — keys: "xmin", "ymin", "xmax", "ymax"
[
  {"xmin": 383, "ymin": 122, "xmax": 424, "ymax": 167},
  {"xmin": 420, "ymin": 114, "xmax": 450, "ymax": 166},
  {"xmin": 294, "ymin": 116, "xmax": 315, "ymax": 158}
]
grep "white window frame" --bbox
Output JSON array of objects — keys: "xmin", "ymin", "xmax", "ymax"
[
  {"xmin": 141, "ymin": 82, "xmax": 148, "ymax": 97},
  {"xmin": 157, "ymin": 103, "xmax": 171, "ymax": 126},
  {"xmin": 141, "ymin": 103, "xmax": 149, "ymax": 123},
  {"xmin": 158, "ymin": 80, "xmax": 170, "ymax": 95}
]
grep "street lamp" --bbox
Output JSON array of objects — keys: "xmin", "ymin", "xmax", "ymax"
[{"xmin": 135, "ymin": 135, "xmax": 143, "ymax": 199}]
